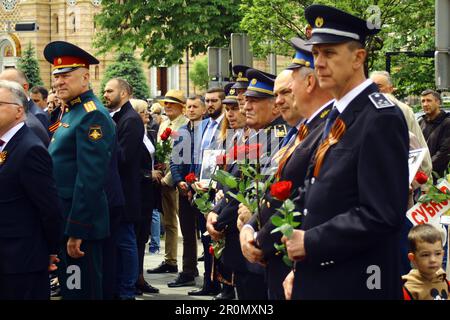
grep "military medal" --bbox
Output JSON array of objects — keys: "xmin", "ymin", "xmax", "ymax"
[{"xmin": 0, "ymin": 151, "xmax": 7, "ymax": 165}]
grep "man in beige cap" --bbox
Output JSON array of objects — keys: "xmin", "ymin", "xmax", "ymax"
[{"xmin": 147, "ymin": 89, "xmax": 188, "ymax": 273}]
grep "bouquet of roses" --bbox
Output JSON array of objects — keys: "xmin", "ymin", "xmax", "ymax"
[
  {"xmin": 270, "ymin": 180, "xmax": 301, "ymax": 267},
  {"xmin": 212, "ymin": 143, "xmax": 273, "ymax": 229},
  {"xmin": 155, "ymin": 127, "xmax": 175, "ymax": 164}
]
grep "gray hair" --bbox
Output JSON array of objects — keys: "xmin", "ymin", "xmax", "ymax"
[
  {"xmin": 370, "ymin": 71, "xmax": 393, "ymax": 86},
  {"xmin": 0, "ymin": 80, "xmax": 28, "ymax": 112}
]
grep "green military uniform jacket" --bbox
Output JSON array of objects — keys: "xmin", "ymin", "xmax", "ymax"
[{"xmin": 49, "ymin": 90, "xmax": 115, "ymax": 240}]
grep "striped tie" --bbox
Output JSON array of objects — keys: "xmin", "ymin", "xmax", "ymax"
[
  {"xmin": 313, "ymin": 118, "xmax": 346, "ymax": 178},
  {"xmin": 275, "ymin": 124, "xmax": 309, "ymax": 180}
]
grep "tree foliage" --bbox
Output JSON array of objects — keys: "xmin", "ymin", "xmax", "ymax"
[
  {"xmin": 100, "ymin": 51, "xmax": 150, "ymax": 100},
  {"xmin": 17, "ymin": 42, "xmax": 43, "ymax": 88},
  {"xmin": 189, "ymin": 56, "xmax": 209, "ymax": 91},
  {"xmin": 94, "ymin": 0, "xmax": 243, "ymax": 67},
  {"xmin": 240, "ymin": 0, "xmax": 435, "ymax": 97}
]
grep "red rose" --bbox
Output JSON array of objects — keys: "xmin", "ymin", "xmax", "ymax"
[
  {"xmin": 247, "ymin": 144, "xmax": 262, "ymax": 160},
  {"xmin": 216, "ymin": 154, "xmax": 227, "ymax": 165},
  {"xmin": 270, "ymin": 181, "xmax": 293, "ymax": 201},
  {"xmin": 415, "ymin": 171, "xmax": 428, "ymax": 185},
  {"xmin": 209, "ymin": 245, "xmax": 214, "ymax": 256},
  {"xmin": 185, "ymin": 172, "xmax": 197, "ymax": 184},
  {"xmin": 160, "ymin": 127, "xmax": 173, "ymax": 141}
]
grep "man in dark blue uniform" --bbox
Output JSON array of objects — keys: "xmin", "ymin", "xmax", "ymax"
[
  {"xmin": 240, "ymin": 38, "xmax": 334, "ymax": 300},
  {"xmin": 44, "ymin": 41, "xmax": 115, "ymax": 300},
  {"xmin": 282, "ymin": 5, "xmax": 409, "ymax": 300}
]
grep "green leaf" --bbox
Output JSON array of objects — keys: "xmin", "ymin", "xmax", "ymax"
[
  {"xmin": 273, "ymin": 243, "xmax": 285, "ymax": 252},
  {"xmin": 291, "ymin": 222, "xmax": 301, "ymax": 228},
  {"xmin": 282, "ymin": 255, "xmax": 293, "ymax": 268},
  {"xmin": 271, "ymin": 215, "xmax": 284, "ymax": 227}
]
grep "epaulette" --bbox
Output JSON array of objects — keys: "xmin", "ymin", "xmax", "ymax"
[
  {"xmin": 368, "ymin": 93, "xmax": 395, "ymax": 109},
  {"xmin": 273, "ymin": 124, "xmax": 287, "ymax": 138},
  {"xmin": 83, "ymin": 101, "xmax": 97, "ymax": 113}
]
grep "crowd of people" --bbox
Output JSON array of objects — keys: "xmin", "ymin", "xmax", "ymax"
[{"xmin": 0, "ymin": 4, "xmax": 449, "ymax": 301}]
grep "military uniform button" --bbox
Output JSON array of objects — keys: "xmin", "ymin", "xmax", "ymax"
[
  {"xmin": 321, "ymin": 263, "xmax": 325, "ymax": 266},
  {"xmin": 330, "ymin": 261, "xmax": 334, "ymax": 264},
  {"xmin": 311, "ymin": 177, "xmax": 315, "ymax": 184},
  {"xmin": 304, "ymin": 209, "xmax": 308, "ymax": 216}
]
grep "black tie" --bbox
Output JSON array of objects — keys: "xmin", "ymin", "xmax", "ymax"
[
  {"xmin": 281, "ymin": 126, "xmax": 298, "ymax": 148},
  {"xmin": 322, "ymin": 107, "xmax": 340, "ymax": 140}
]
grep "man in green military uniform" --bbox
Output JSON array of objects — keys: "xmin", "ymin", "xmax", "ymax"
[{"xmin": 44, "ymin": 41, "xmax": 115, "ymax": 300}]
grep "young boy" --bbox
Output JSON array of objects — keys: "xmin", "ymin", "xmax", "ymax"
[{"xmin": 403, "ymin": 224, "xmax": 449, "ymax": 300}]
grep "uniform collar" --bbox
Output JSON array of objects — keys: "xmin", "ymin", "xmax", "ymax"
[
  {"xmin": 307, "ymin": 100, "xmax": 335, "ymax": 124},
  {"xmin": 334, "ymin": 79, "xmax": 373, "ymax": 114},
  {"xmin": 67, "ymin": 90, "xmax": 95, "ymax": 110}
]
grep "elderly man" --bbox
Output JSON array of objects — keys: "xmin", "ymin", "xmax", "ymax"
[
  {"xmin": 0, "ymin": 80, "xmax": 62, "ymax": 300},
  {"xmin": 239, "ymin": 38, "xmax": 334, "ymax": 300},
  {"xmin": 370, "ymin": 71, "xmax": 432, "ymax": 177},
  {"xmin": 147, "ymin": 89, "xmax": 188, "ymax": 274},
  {"xmin": 44, "ymin": 41, "xmax": 115, "ymax": 300},
  {"xmin": 0, "ymin": 69, "xmax": 50, "ymax": 146},
  {"xmin": 282, "ymin": 5, "xmax": 409, "ymax": 300}
]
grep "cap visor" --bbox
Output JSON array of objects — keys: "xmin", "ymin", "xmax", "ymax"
[
  {"xmin": 52, "ymin": 67, "xmax": 80, "ymax": 75},
  {"xmin": 231, "ymin": 82, "xmax": 248, "ymax": 90},
  {"xmin": 305, "ymin": 33, "xmax": 356, "ymax": 45},
  {"xmin": 244, "ymin": 90, "xmax": 273, "ymax": 99},
  {"xmin": 285, "ymin": 63, "xmax": 303, "ymax": 70},
  {"xmin": 222, "ymin": 98, "xmax": 239, "ymax": 105}
]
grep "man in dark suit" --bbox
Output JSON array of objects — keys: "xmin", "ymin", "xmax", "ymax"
[
  {"xmin": 239, "ymin": 38, "xmax": 334, "ymax": 299},
  {"xmin": 0, "ymin": 69, "xmax": 50, "ymax": 146},
  {"xmin": 104, "ymin": 78, "xmax": 144, "ymax": 300},
  {"xmin": 0, "ymin": 79, "xmax": 62, "ymax": 300},
  {"xmin": 282, "ymin": 5, "xmax": 409, "ymax": 300},
  {"xmin": 0, "ymin": 68, "xmax": 50, "ymax": 129}
]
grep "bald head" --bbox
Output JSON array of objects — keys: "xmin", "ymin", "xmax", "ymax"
[
  {"xmin": 0, "ymin": 68, "xmax": 29, "ymax": 92},
  {"xmin": 274, "ymin": 70, "xmax": 302, "ymax": 126}
]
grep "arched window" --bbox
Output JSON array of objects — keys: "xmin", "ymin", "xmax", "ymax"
[
  {"xmin": 53, "ymin": 14, "xmax": 59, "ymax": 34},
  {"xmin": 69, "ymin": 13, "xmax": 76, "ymax": 33}
]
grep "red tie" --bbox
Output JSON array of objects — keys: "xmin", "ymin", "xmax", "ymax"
[{"xmin": 0, "ymin": 139, "xmax": 4, "ymax": 147}]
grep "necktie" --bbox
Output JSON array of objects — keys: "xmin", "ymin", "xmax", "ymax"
[
  {"xmin": 322, "ymin": 107, "xmax": 340, "ymax": 140},
  {"xmin": 201, "ymin": 120, "xmax": 217, "ymax": 151},
  {"xmin": 281, "ymin": 126, "xmax": 298, "ymax": 148},
  {"xmin": 0, "ymin": 139, "xmax": 4, "ymax": 146}
]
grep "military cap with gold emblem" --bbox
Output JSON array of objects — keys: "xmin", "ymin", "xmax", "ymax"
[
  {"xmin": 44, "ymin": 41, "xmax": 99, "ymax": 75},
  {"xmin": 305, "ymin": 4, "xmax": 380, "ymax": 45},
  {"xmin": 244, "ymin": 68, "xmax": 276, "ymax": 99},
  {"xmin": 223, "ymin": 82, "xmax": 239, "ymax": 105},
  {"xmin": 231, "ymin": 65, "xmax": 251, "ymax": 90},
  {"xmin": 286, "ymin": 37, "xmax": 315, "ymax": 70}
]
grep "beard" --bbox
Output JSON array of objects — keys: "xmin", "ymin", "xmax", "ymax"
[
  {"xmin": 105, "ymin": 95, "xmax": 122, "ymax": 110},
  {"xmin": 208, "ymin": 105, "xmax": 223, "ymax": 119}
]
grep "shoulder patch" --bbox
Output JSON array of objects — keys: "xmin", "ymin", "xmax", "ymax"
[
  {"xmin": 83, "ymin": 101, "xmax": 97, "ymax": 113},
  {"xmin": 88, "ymin": 125, "xmax": 103, "ymax": 141},
  {"xmin": 369, "ymin": 93, "xmax": 395, "ymax": 109},
  {"xmin": 274, "ymin": 124, "xmax": 287, "ymax": 138}
]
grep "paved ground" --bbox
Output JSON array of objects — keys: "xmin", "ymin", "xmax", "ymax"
[{"xmin": 138, "ymin": 237, "xmax": 215, "ymax": 300}]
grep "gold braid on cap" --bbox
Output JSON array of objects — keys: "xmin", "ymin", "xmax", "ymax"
[
  {"xmin": 275, "ymin": 124, "xmax": 309, "ymax": 180},
  {"xmin": 313, "ymin": 118, "xmax": 346, "ymax": 178}
]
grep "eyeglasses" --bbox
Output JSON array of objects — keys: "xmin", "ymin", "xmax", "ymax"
[
  {"xmin": 0, "ymin": 101, "xmax": 22, "ymax": 108},
  {"xmin": 205, "ymin": 99, "xmax": 219, "ymax": 103}
]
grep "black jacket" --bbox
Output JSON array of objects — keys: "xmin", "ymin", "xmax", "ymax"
[
  {"xmin": 0, "ymin": 125, "xmax": 62, "ymax": 274},
  {"xmin": 112, "ymin": 101, "xmax": 145, "ymax": 223},
  {"xmin": 294, "ymin": 84, "xmax": 409, "ymax": 300},
  {"xmin": 419, "ymin": 110, "xmax": 450, "ymax": 177}
]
